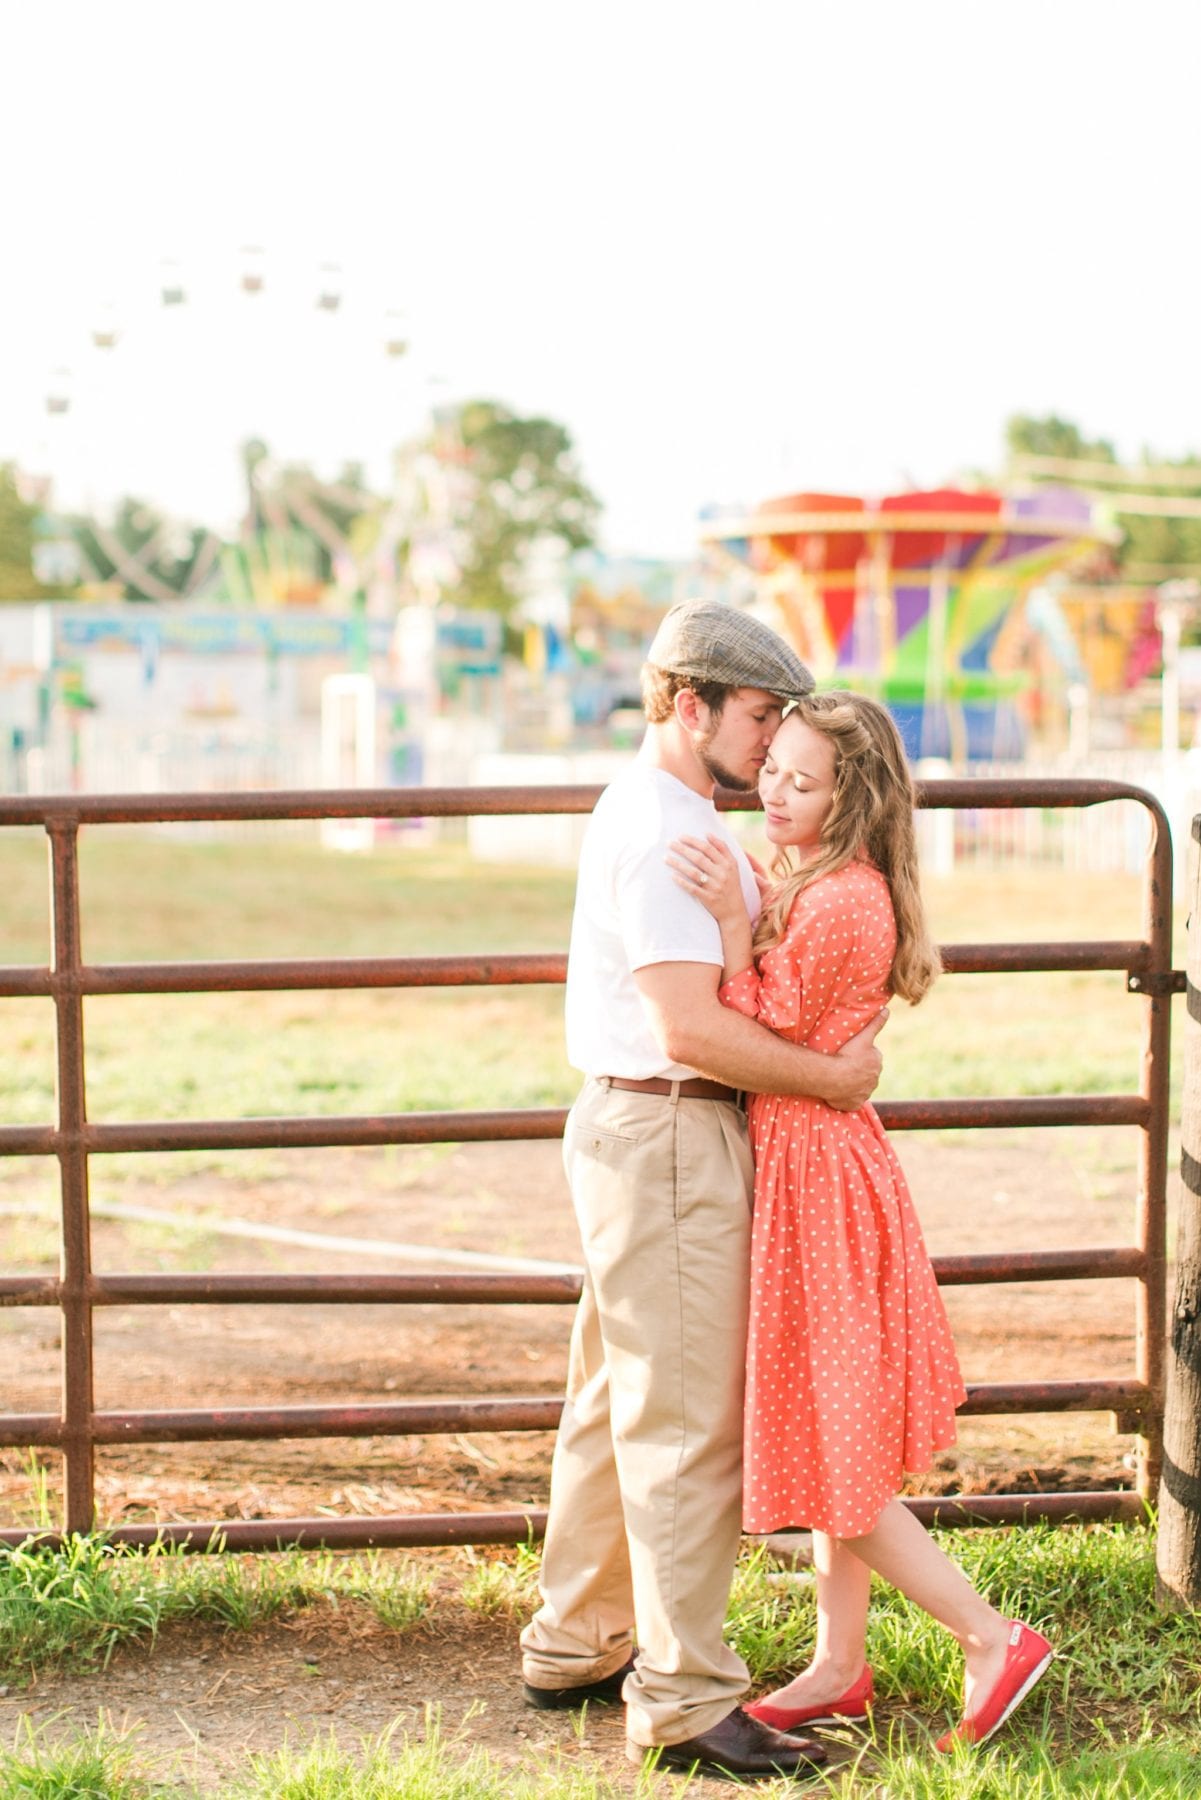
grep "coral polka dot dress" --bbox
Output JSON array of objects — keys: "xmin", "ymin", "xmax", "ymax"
[{"xmin": 719, "ymin": 860, "xmax": 965, "ymax": 1538}]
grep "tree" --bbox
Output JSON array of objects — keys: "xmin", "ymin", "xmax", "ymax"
[
  {"xmin": 1006, "ymin": 414, "xmax": 1116, "ymax": 464},
  {"xmin": 0, "ymin": 463, "xmax": 71, "ymax": 600},
  {"xmin": 1006, "ymin": 415, "xmax": 1201, "ymax": 579},
  {"xmin": 432, "ymin": 400, "xmax": 600, "ymax": 616},
  {"xmin": 1121, "ymin": 497, "xmax": 1201, "ymax": 580},
  {"xmin": 66, "ymin": 497, "xmax": 219, "ymax": 601}
]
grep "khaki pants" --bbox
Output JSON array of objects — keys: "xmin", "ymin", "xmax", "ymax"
[{"xmin": 520, "ymin": 1078, "xmax": 755, "ymax": 1746}]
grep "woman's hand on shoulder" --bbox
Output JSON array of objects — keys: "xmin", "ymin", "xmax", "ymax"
[
  {"xmin": 744, "ymin": 848, "xmax": 772, "ymax": 902},
  {"xmin": 665, "ymin": 833, "xmax": 746, "ymax": 923}
]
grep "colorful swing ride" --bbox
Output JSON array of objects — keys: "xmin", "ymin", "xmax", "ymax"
[{"xmin": 702, "ymin": 486, "xmax": 1112, "ymax": 761}]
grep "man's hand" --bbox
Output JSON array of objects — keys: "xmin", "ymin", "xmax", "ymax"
[
  {"xmin": 633, "ymin": 966, "xmax": 888, "ymax": 1108},
  {"xmin": 823, "ymin": 1010, "xmax": 888, "ymax": 1112}
]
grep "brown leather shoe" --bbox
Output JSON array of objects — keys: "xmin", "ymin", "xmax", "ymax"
[{"xmin": 628, "ymin": 1705, "xmax": 829, "ymax": 1779}]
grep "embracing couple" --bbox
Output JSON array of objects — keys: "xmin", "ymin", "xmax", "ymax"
[{"xmin": 518, "ymin": 601, "xmax": 1054, "ymax": 1781}]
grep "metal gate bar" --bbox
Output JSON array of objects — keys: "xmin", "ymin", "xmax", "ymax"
[{"xmin": 0, "ymin": 777, "xmax": 1174, "ymax": 1546}]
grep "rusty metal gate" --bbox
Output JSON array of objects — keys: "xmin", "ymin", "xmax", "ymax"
[{"xmin": 0, "ymin": 777, "xmax": 1176, "ymax": 1551}]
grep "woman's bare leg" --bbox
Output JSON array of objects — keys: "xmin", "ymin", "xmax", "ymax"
[
  {"xmin": 844, "ymin": 1498, "xmax": 1012, "ymax": 1711},
  {"xmin": 756, "ymin": 1501, "xmax": 1013, "ymax": 1714},
  {"xmin": 754, "ymin": 1532, "xmax": 871, "ymax": 1709}
]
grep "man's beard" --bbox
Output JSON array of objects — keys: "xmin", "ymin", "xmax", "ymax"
[{"xmin": 696, "ymin": 728, "xmax": 756, "ymax": 792}]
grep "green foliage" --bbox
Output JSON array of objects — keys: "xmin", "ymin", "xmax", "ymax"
[
  {"xmin": 0, "ymin": 1541, "xmax": 437, "ymax": 1687},
  {"xmin": 225, "ymin": 1714, "xmax": 654, "ymax": 1800},
  {"xmin": 725, "ymin": 1544, "xmax": 818, "ymax": 1680},
  {"xmin": 440, "ymin": 399, "xmax": 600, "ymax": 615},
  {"xmin": 0, "ymin": 464, "xmax": 65, "ymax": 601},
  {"xmin": 0, "ymin": 1536, "xmax": 165, "ymax": 1677},
  {"xmin": 352, "ymin": 1553, "xmax": 435, "ymax": 1630},
  {"xmin": 0, "ymin": 1717, "xmax": 162, "ymax": 1799},
  {"xmin": 1, "ymin": 398, "xmax": 599, "ymax": 616},
  {"xmin": 459, "ymin": 1541, "xmax": 542, "ymax": 1617},
  {"xmin": 1118, "ymin": 455, "xmax": 1201, "ymax": 581},
  {"xmin": 820, "ymin": 1731, "xmax": 1201, "ymax": 1798},
  {"xmin": 157, "ymin": 1548, "xmax": 313, "ymax": 1631},
  {"xmin": 66, "ymin": 497, "xmax": 216, "ymax": 602},
  {"xmin": 1006, "ymin": 413, "xmax": 1201, "ymax": 578},
  {"xmin": 1007, "ymin": 415, "xmax": 1117, "ymax": 464}
]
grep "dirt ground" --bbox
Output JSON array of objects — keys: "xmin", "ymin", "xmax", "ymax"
[
  {"xmin": 0, "ymin": 1130, "xmax": 1160, "ymax": 1784},
  {"xmin": 0, "ymin": 1596, "xmax": 947, "ymax": 1793}
]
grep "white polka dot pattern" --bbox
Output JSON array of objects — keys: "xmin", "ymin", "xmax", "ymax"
[{"xmin": 718, "ymin": 861, "xmax": 966, "ymax": 1537}]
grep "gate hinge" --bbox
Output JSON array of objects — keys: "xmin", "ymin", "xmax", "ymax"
[{"xmin": 1127, "ymin": 970, "xmax": 1187, "ymax": 997}]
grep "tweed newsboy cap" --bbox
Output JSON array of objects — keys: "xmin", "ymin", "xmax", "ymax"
[{"xmin": 645, "ymin": 600, "xmax": 814, "ymax": 702}]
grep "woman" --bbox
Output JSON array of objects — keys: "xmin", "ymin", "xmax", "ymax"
[{"xmin": 668, "ymin": 691, "xmax": 1053, "ymax": 1751}]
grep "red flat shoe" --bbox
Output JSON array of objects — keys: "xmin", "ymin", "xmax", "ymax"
[
  {"xmin": 745, "ymin": 1665, "xmax": 874, "ymax": 1730},
  {"xmin": 935, "ymin": 1622, "xmax": 1054, "ymax": 1751}
]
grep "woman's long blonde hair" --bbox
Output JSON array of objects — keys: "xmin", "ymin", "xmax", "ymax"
[{"xmin": 752, "ymin": 691, "xmax": 941, "ymax": 1004}]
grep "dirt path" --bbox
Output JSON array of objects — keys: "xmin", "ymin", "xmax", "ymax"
[
  {"xmin": 0, "ymin": 1604, "xmax": 640, "ymax": 1792},
  {"xmin": 1, "ymin": 1583, "xmax": 944, "ymax": 1793}
]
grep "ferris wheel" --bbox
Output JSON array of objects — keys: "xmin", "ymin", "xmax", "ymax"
[
  {"xmin": 25, "ymin": 245, "xmax": 443, "ymax": 605},
  {"xmin": 43, "ymin": 246, "xmax": 410, "ymax": 409}
]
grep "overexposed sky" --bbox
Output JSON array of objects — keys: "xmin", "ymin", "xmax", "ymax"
[{"xmin": 3, "ymin": 0, "xmax": 1199, "ymax": 555}]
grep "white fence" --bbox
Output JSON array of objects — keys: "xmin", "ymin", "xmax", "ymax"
[
  {"xmin": 6, "ymin": 724, "xmax": 1200, "ymax": 884},
  {"xmin": 20, "ymin": 730, "xmax": 323, "ymax": 797},
  {"xmin": 916, "ymin": 752, "xmax": 1201, "ymax": 889}
]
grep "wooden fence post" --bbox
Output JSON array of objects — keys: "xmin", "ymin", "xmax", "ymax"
[{"xmin": 1157, "ymin": 815, "xmax": 1201, "ymax": 1604}]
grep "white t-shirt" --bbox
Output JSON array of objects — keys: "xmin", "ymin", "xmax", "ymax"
[{"xmin": 565, "ymin": 762, "xmax": 761, "ymax": 1079}]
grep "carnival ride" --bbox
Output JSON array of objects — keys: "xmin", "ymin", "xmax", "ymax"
[
  {"xmin": 3, "ymin": 249, "xmax": 499, "ymax": 795},
  {"xmin": 701, "ymin": 487, "xmax": 1114, "ymax": 760},
  {"xmin": 25, "ymin": 246, "xmax": 432, "ymax": 610}
]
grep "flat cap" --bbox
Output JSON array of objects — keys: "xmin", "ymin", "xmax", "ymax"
[{"xmin": 645, "ymin": 600, "xmax": 814, "ymax": 702}]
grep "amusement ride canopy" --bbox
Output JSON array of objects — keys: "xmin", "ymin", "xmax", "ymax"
[{"xmin": 702, "ymin": 486, "xmax": 1113, "ymax": 760}]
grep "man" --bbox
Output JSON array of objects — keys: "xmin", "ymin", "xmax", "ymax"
[{"xmin": 520, "ymin": 600, "xmax": 885, "ymax": 1781}]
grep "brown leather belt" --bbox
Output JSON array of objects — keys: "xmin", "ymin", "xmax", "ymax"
[{"xmin": 601, "ymin": 1075, "xmax": 740, "ymax": 1103}]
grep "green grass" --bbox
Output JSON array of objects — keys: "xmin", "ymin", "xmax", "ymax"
[
  {"xmin": 220, "ymin": 1714, "xmax": 660, "ymax": 1800},
  {"xmin": 0, "ymin": 1717, "xmax": 165, "ymax": 1799},
  {"xmin": 0, "ymin": 839, "xmax": 581, "ymax": 1201},
  {"xmin": 818, "ymin": 1733, "xmax": 1201, "ymax": 1797},
  {"xmin": 3, "ymin": 1526, "xmax": 1201, "ymax": 1794},
  {"xmin": 0, "ymin": 1538, "xmax": 433, "ymax": 1683},
  {"xmin": 7, "ymin": 1730, "xmax": 1199, "ymax": 1800},
  {"xmin": 458, "ymin": 1540, "xmax": 542, "ymax": 1617},
  {"xmin": 0, "ymin": 830, "xmax": 580, "ymax": 966}
]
